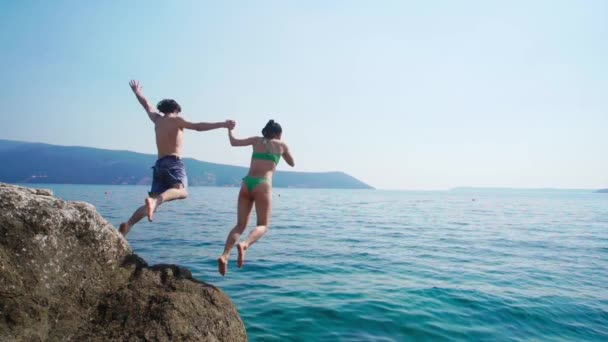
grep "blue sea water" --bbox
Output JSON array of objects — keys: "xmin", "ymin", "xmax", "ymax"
[{"xmin": 27, "ymin": 184, "xmax": 608, "ymax": 341}]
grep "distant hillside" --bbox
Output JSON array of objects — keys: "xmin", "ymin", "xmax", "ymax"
[
  {"xmin": 596, "ymin": 189, "xmax": 608, "ymax": 193},
  {"xmin": 0, "ymin": 140, "xmax": 373, "ymax": 189}
]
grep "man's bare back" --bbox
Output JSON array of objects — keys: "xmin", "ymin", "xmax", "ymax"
[{"xmin": 154, "ymin": 115, "xmax": 184, "ymax": 158}]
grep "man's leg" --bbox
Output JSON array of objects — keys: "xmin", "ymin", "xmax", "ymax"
[
  {"xmin": 119, "ymin": 205, "xmax": 148, "ymax": 236},
  {"xmin": 145, "ymin": 183, "xmax": 188, "ymax": 221}
]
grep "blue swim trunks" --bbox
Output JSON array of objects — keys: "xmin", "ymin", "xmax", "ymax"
[{"xmin": 149, "ymin": 155, "xmax": 188, "ymax": 196}]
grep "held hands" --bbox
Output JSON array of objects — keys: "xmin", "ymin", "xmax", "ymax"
[
  {"xmin": 224, "ymin": 120, "xmax": 236, "ymax": 130},
  {"xmin": 129, "ymin": 80, "xmax": 142, "ymax": 94}
]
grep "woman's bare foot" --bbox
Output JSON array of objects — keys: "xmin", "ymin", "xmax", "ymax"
[
  {"xmin": 119, "ymin": 222, "xmax": 131, "ymax": 236},
  {"xmin": 144, "ymin": 197, "xmax": 157, "ymax": 222},
  {"xmin": 237, "ymin": 243, "xmax": 248, "ymax": 268},
  {"xmin": 218, "ymin": 256, "xmax": 228, "ymax": 276}
]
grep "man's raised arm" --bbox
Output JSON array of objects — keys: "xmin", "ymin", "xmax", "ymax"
[{"xmin": 129, "ymin": 80, "xmax": 160, "ymax": 123}]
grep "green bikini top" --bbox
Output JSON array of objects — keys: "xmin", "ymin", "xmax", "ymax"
[{"xmin": 252, "ymin": 138, "xmax": 281, "ymax": 165}]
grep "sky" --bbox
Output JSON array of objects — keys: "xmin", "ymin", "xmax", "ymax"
[{"xmin": 0, "ymin": 0, "xmax": 606, "ymax": 190}]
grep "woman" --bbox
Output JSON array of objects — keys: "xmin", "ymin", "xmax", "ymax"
[{"xmin": 218, "ymin": 120, "xmax": 295, "ymax": 276}]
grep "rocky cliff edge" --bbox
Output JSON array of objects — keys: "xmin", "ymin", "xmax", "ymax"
[{"xmin": 0, "ymin": 183, "xmax": 247, "ymax": 341}]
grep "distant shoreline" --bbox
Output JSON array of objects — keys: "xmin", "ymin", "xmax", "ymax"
[
  {"xmin": 11, "ymin": 182, "xmax": 603, "ymax": 193},
  {"xmin": 450, "ymin": 187, "xmax": 599, "ymax": 192},
  {"xmin": 10, "ymin": 182, "xmax": 375, "ymax": 191}
]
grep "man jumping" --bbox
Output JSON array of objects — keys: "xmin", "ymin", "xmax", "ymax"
[{"xmin": 119, "ymin": 80, "xmax": 235, "ymax": 236}]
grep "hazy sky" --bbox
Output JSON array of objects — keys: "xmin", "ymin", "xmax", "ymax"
[{"xmin": 1, "ymin": 1, "xmax": 606, "ymax": 189}]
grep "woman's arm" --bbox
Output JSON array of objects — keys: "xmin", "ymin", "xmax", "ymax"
[
  {"xmin": 282, "ymin": 143, "xmax": 295, "ymax": 167},
  {"xmin": 228, "ymin": 129, "xmax": 257, "ymax": 147}
]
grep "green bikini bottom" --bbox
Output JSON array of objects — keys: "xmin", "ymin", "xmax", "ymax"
[{"xmin": 242, "ymin": 176, "xmax": 270, "ymax": 192}]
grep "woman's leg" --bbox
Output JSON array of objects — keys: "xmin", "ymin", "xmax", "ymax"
[
  {"xmin": 218, "ymin": 184, "xmax": 253, "ymax": 276},
  {"xmin": 237, "ymin": 183, "xmax": 272, "ymax": 268}
]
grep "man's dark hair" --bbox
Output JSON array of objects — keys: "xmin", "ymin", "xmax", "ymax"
[
  {"xmin": 157, "ymin": 99, "xmax": 182, "ymax": 114},
  {"xmin": 262, "ymin": 119, "xmax": 282, "ymax": 138}
]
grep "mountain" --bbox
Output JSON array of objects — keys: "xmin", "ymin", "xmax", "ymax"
[
  {"xmin": 0, "ymin": 140, "xmax": 373, "ymax": 189},
  {"xmin": 596, "ymin": 189, "xmax": 608, "ymax": 193}
]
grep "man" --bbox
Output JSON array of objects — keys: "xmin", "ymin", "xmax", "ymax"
[{"xmin": 119, "ymin": 80, "xmax": 235, "ymax": 236}]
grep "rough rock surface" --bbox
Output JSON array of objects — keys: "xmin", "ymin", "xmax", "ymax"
[{"xmin": 0, "ymin": 183, "xmax": 247, "ymax": 341}]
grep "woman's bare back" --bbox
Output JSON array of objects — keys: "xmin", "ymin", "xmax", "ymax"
[{"xmin": 247, "ymin": 137, "xmax": 286, "ymax": 179}]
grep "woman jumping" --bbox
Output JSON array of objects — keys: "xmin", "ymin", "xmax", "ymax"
[{"xmin": 218, "ymin": 120, "xmax": 295, "ymax": 276}]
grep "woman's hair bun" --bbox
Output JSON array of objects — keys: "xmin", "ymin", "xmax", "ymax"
[{"xmin": 262, "ymin": 119, "xmax": 282, "ymax": 138}]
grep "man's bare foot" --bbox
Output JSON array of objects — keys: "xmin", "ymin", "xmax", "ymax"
[
  {"xmin": 119, "ymin": 222, "xmax": 130, "ymax": 236},
  {"xmin": 144, "ymin": 197, "xmax": 157, "ymax": 222},
  {"xmin": 237, "ymin": 243, "xmax": 248, "ymax": 268},
  {"xmin": 218, "ymin": 256, "xmax": 228, "ymax": 276}
]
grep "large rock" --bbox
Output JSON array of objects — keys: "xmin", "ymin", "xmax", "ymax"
[{"xmin": 0, "ymin": 183, "xmax": 247, "ymax": 341}]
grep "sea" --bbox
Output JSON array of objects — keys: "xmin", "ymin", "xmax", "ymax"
[{"xmin": 25, "ymin": 184, "xmax": 608, "ymax": 341}]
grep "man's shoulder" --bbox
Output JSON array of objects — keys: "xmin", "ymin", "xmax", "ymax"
[
  {"xmin": 157, "ymin": 115, "xmax": 186, "ymax": 125},
  {"xmin": 166, "ymin": 114, "xmax": 185, "ymax": 121}
]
